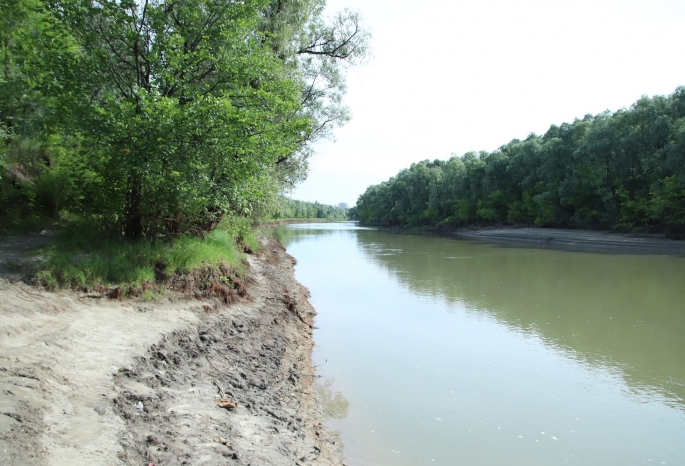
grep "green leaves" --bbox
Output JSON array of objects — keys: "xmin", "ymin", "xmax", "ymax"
[
  {"xmin": 271, "ymin": 197, "xmax": 348, "ymax": 220},
  {"xmin": 355, "ymin": 87, "xmax": 685, "ymax": 235},
  {"xmin": 39, "ymin": 0, "xmax": 320, "ymax": 237},
  {"xmin": 1, "ymin": 0, "xmax": 368, "ymax": 236}
]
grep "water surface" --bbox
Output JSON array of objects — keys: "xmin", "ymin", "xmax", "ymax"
[{"xmin": 273, "ymin": 223, "xmax": 685, "ymax": 465}]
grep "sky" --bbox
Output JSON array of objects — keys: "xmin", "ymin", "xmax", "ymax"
[{"xmin": 290, "ymin": 0, "xmax": 685, "ymax": 207}]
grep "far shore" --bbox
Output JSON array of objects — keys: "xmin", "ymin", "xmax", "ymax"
[
  {"xmin": 262, "ymin": 218, "xmax": 351, "ymax": 227},
  {"xmin": 447, "ymin": 226, "xmax": 685, "ymax": 255},
  {"xmin": 263, "ymin": 220, "xmax": 685, "ymax": 256}
]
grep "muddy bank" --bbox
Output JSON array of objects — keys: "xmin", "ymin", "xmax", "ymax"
[
  {"xmin": 0, "ymin": 237, "xmax": 343, "ymax": 465},
  {"xmin": 451, "ymin": 226, "xmax": 685, "ymax": 255}
]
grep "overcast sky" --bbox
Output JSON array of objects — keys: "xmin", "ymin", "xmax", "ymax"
[{"xmin": 290, "ymin": 0, "xmax": 685, "ymax": 207}]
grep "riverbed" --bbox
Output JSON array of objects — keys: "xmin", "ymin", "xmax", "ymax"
[{"xmin": 273, "ymin": 222, "xmax": 685, "ymax": 466}]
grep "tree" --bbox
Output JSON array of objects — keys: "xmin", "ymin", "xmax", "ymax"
[
  {"xmin": 354, "ymin": 87, "xmax": 685, "ymax": 235},
  {"xmin": 40, "ymin": 0, "xmax": 369, "ymax": 238},
  {"xmin": 261, "ymin": 0, "xmax": 371, "ymax": 186}
]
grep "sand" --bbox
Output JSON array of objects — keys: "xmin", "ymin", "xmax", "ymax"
[{"xmin": 0, "ymin": 237, "xmax": 342, "ymax": 465}]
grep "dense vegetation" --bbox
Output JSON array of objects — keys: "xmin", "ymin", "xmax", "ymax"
[
  {"xmin": 271, "ymin": 197, "xmax": 348, "ymax": 220},
  {"xmin": 352, "ymin": 89, "xmax": 685, "ymax": 235},
  {"xmin": 0, "ymin": 0, "xmax": 368, "ymax": 238}
]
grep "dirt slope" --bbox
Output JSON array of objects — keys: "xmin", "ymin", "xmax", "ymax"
[{"xmin": 0, "ymin": 238, "xmax": 342, "ymax": 465}]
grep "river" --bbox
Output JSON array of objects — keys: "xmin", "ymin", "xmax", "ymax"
[{"xmin": 272, "ymin": 222, "xmax": 685, "ymax": 466}]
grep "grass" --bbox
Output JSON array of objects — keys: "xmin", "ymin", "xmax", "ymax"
[
  {"xmin": 241, "ymin": 231, "xmax": 261, "ymax": 254},
  {"xmin": 33, "ymin": 222, "xmax": 256, "ymax": 291}
]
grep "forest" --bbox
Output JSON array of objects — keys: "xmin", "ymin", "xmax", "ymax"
[
  {"xmin": 351, "ymin": 88, "xmax": 685, "ymax": 235},
  {"xmin": 0, "ymin": 0, "xmax": 368, "ymax": 238},
  {"xmin": 271, "ymin": 197, "xmax": 348, "ymax": 220}
]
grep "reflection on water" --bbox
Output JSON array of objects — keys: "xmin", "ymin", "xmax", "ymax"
[
  {"xmin": 316, "ymin": 378, "xmax": 351, "ymax": 419},
  {"xmin": 273, "ymin": 222, "xmax": 685, "ymax": 466},
  {"xmin": 354, "ymin": 230, "xmax": 685, "ymax": 409}
]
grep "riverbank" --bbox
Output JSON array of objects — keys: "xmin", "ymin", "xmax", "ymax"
[
  {"xmin": 0, "ymin": 237, "xmax": 343, "ymax": 465},
  {"xmin": 449, "ymin": 226, "xmax": 685, "ymax": 255}
]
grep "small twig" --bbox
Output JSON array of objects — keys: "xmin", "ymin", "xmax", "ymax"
[{"xmin": 213, "ymin": 379, "xmax": 226, "ymax": 399}]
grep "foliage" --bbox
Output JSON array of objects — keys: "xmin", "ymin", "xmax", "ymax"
[
  {"xmin": 271, "ymin": 196, "xmax": 348, "ymax": 220},
  {"xmin": 352, "ymin": 88, "xmax": 685, "ymax": 235},
  {"xmin": 0, "ymin": 0, "xmax": 370, "ymax": 238}
]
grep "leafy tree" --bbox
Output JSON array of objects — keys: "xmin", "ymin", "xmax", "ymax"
[
  {"xmin": 261, "ymin": 0, "xmax": 370, "ymax": 186},
  {"xmin": 271, "ymin": 196, "xmax": 348, "ymax": 220},
  {"xmin": 354, "ymin": 87, "xmax": 685, "ymax": 236},
  {"xmin": 0, "ymin": 0, "xmax": 79, "ymax": 219},
  {"xmin": 9, "ymin": 0, "xmax": 368, "ymax": 238},
  {"xmin": 42, "ymin": 0, "xmax": 305, "ymax": 237}
]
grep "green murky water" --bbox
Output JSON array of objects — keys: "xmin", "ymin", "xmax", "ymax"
[{"xmin": 273, "ymin": 222, "xmax": 685, "ymax": 466}]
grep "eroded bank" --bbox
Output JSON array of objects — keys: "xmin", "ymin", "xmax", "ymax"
[{"xmin": 0, "ymin": 237, "xmax": 342, "ymax": 465}]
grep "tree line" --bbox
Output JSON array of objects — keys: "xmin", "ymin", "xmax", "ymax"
[
  {"xmin": 351, "ymin": 88, "xmax": 685, "ymax": 235},
  {"xmin": 0, "ymin": 0, "xmax": 368, "ymax": 238},
  {"xmin": 271, "ymin": 197, "xmax": 348, "ymax": 220}
]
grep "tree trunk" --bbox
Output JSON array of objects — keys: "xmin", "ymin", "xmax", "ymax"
[{"xmin": 124, "ymin": 181, "xmax": 144, "ymax": 239}]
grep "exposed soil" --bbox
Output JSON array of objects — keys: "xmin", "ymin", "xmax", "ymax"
[
  {"xmin": 0, "ymin": 237, "xmax": 343, "ymax": 465},
  {"xmin": 450, "ymin": 226, "xmax": 685, "ymax": 255}
]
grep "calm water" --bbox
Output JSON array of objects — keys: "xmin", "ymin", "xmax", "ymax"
[{"xmin": 273, "ymin": 222, "xmax": 685, "ymax": 466}]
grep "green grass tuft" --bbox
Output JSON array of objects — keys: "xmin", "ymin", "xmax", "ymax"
[
  {"xmin": 241, "ymin": 231, "xmax": 261, "ymax": 254},
  {"xmin": 34, "ymin": 223, "xmax": 243, "ymax": 290}
]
